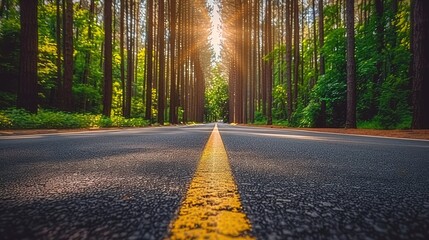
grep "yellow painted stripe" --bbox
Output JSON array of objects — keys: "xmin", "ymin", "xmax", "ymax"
[{"xmin": 169, "ymin": 124, "xmax": 254, "ymax": 239}]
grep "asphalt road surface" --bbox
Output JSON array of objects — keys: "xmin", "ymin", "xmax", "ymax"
[{"xmin": 1, "ymin": 124, "xmax": 428, "ymax": 239}]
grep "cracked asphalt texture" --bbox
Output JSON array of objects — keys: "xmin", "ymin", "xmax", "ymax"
[{"xmin": 1, "ymin": 123, "xmax": 428, "ymax": 239}]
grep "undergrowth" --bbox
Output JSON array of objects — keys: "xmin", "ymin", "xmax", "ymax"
[{"xmin": 0, "ymin": 108, "xmax": 150, "ymax": 129}]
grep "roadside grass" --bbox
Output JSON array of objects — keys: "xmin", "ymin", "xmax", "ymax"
[
  {"xmin": 0, "ymin": 108, "xmax": 150, "ymax": 129},
  {"xmin": 247, "ymin": 118, "xmax": 412, "ymax": 130}
]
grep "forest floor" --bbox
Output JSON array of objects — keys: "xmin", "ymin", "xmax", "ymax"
[
  {"xmin": 241, "ymin": 124, "xmax": 429, "ymax": 140},
  {"xmin": 1, "ymin": 125, "xmax": 429, "ymax": 140}
]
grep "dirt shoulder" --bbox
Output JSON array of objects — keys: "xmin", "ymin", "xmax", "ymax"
[{"xmin": 240, "ymin": 124, "xmax": 429, "ymax": 140}]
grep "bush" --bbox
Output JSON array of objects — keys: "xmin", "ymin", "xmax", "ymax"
[
  {"xmin": 0, "ymin": 108, "xmax": 150, "ymax": 129},
  {"xmin": 295, "ymin": 100, "xmax": 321, "ymax": 128},
  {"xmin": 254, "ymin": 111, "xmax": 267, "ymax": 125}
]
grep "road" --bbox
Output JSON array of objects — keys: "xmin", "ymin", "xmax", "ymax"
[{"xmin": 0, "ymin": 124, "xmax": 428, "ymax": 239}]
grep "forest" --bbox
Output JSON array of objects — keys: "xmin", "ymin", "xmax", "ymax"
[{"xmin": 0, "ymin": 0, "xmax": 428, "ymax": 129}]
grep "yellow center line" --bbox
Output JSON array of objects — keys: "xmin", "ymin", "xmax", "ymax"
[{"xmin": 169, "ymin": 124, "xmax": 254, "ymax": 239}]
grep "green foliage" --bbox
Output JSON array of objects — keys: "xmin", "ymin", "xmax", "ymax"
[
  {"xmin": 355, "ymin": 0, "xmax": 411, "ymax": 129},
  {"xmin": 0, "ymin": 13, "xmax": 20, "ymax": 93},
  {"xmin": 111, "ymin": 81, "xmax": 123, "ymax": 116},
  {"xmin": 253, "ymin": 111, "xmax": 267, "ymax": 125},
  {"xmin": 205, "ymin": 66, "xmax": 228, "ymax": 122},
  {"xmin": 0, "ymin": 92, "xmax": 16, "ymax": 109},
  {"xmin": 272, "ymin": 84, "xmax": 287, "ymax": 120},
  {"xmin": 72, "ymin": 83, "xmax": 102, "ymax": 113},
  {"xmin": 291, "ymin": 1, "xmax": 412, "ymax": 129},
  {"xmin": 293, "ymin": 100, "xmax": 321, "ymax": 128},
  {"xmin": 151, "ymin": 88, "xmax": 158, "ymax": 122},
  {"xmin": 376, "ymin": 75, "xmax": 411, "ymax": 129},
  {"xmin": 0, "ymin": 1, "xmax": 414, "ymax": 130},
  {"xmin": 294, "ymin": 25, "xmax": 347, "ymax": 127},
  {"xmin": 0, "ymin": 108, "xmax": 149, "ymax": 129}
]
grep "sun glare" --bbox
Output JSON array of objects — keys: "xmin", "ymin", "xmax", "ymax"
[{"xmin": 209, "ymin": 0, "xmax": 222, "ymax": 61}]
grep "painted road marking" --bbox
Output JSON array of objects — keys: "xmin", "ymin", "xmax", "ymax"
[{"xmin": 169, "ymin": 124, "xmax": 253, "ymax": 239}]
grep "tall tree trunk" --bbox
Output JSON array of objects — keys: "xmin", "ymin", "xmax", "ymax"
[
  {"xmin": 266, "ymin": 0, "xmax": 273, "ymax": 125},
  {"xmin": 261, "ymin": 1, "xmax": 267, "ymax": 118},
  {"xmin": 411, "ymin": 0, "xmax": 429, "ymax": 129},
  {"xmin": 125, "ymin": 0, "xmax": 134, "ymax": 118},
  {"xmin": 63, "ymin": 0, "xmax": 74, "ymax": 111},
  {"xmin": 318, "ymin": 0, "xmax": 326, "ymax": 127},
  {"xmin": 345, "ymin": 0, "xmax": 356, "ymax": 128},
  {"xmin": 134, "ymin": 1, "xmax": 139, "ymax": 95},
  {"xmin": 145, "ymin": 0, "xmax": 154, "ymax": 121},
  {"xmin": 157, "ymin": 0, "xmax": 165, "ymax": 124},
  {"xmin": 286, "ymin": 0, "xmax": 293, "ymax": 119},
  {"xmin": 54, "ymin": 0, "xmax": 62, "ymax": 108},
  {"xmin": 242, "ymin": 0, "xmax": 250, "ymax": 124},
  {"xmin": 311, "ymin": 0, "xmax": 318, "ymax": 85},
  {"xmin": 169, "ymin": 0, "xmax": 178, "ymax": 124},
  {"xmin": 293, "ymin": 0, "xmax": 300, "ymax": 113},
  {"xmin": 319, "ymin": 0, "xmax": 325, "ymax": 75},
  {"xmin": 17, "ymin": 0, "xmax": 38, "ymax": 113},
  {"xmin": 249, "ymin": 0, "xmax": 257, "ymax": 123},
  {"xmin": 374, "ymin": 0, "xmax": 384, "ymax": 85},
  {"xmin": 120, "ymin": 0, "xmax": 125, "ymax": 116},
  {"xmin": 102, "ymin": 0, "xmax": 113, "ymax": 117}
]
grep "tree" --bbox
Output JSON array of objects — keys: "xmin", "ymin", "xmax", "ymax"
[
  {"xmin": 157, "ymin": 0, "xmax": 166, "ymax": 124},
  {"xmin": 145, "ymin": 0, "xmax": 154, "ymax": 121},
  {"xmin": 411, "ymin": 0, "xmax": 429, "ymax": 129},
  {"xmin": 54, "ymin": 0, "xmax": 62, "ymax": 108},
  {"xmin": 17, "ymin": 0, "xmax": 38, "ymax": 113},
  {"xmin": 293, "ymin": 0, "xmax": 300, "ymax": 112},
  {"xmin": 62, "ymin": 0, "xmax": 73, "ymax": 111},
  {"xmin": 0, "ymin": 0, "xmax": 417, "ymax": 128},
  {"xmin": 286, "ymin": 0, "xmax": 292, "ymax": 119},
  {"xmin": 317, "ymin": 0, "xmax": 326, "ymax": 128},
  {"xmin": 124, "ymin": 0, "xmax": 134, "ymax": 118},
  {"xmin": 102, "ymin": 0, "xmax": 113, "ymax": 117},
  {"xmin": 265, "ymin": 0, "xmax": 273, "ymax": 125},
  {"xmin": 345, "ymin": 0, "xmax": 356, "ymax": 128},
  {"xmin": 169, "ymin": 0, "xmax": 178, "ymax": 124},
  {"xmin": 120, "ymin": 0, "xmax": 125, "ymax": 116}
]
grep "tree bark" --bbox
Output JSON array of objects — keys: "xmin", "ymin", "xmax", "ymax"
[
  {"xmin": 17, "ymin": 0, "xmax": 38, "ymax": 113},
  {"xmin": 145, "ymin": 0, "xmax": 154, "ymax": 121},
  {"xmin": 345, "ymin": 0, "xmax": 356, "ymax": 128},
  {"xmin": 169, "ymin": 0, "xmax": 178, "ymax": 124},
  {"xmin": 63, "ymin": 0, "xmax": 74, "ymax": 111},
  {"xmin": 412, "ymin": 0, "xmax": 429, "ymax": 129},
  {"xmin": 54, "ymin": 0, "xmax": 62, "ymax": 108},
  {"xmin": 102, "ymin": 0, "xmax": 113, "ymax": 117},
  {"xmin": 293, "ymin": 0, "xmax": 300, "ymax": 113},
  {"xmin": 125, "ymin": 0, "xmax": 134, "ymax": 118},
  {"xmin": 311, "ymin": 0, "xmax": 318, "ymax": 85},
  {"xmin": 286, "ymin": 0, "xmax": 293, "ymax": 119},
  {"xmin": 157, "ymin": 0, "xmax": 166, "ymax": 124},
  {"xmin": 266, "ymin": 0, "xmax": 273, "ymax": 125},
  {"xmin": 120, "ymin": 0, "xmax": 125, "ymax": 116}
]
